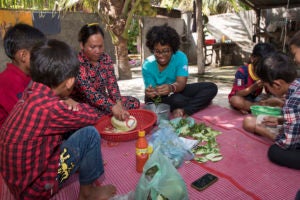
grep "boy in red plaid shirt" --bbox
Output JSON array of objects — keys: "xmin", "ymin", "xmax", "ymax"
[{"xmin": 0, "ymin": 39, "xmax": 116, "ymax": 199}]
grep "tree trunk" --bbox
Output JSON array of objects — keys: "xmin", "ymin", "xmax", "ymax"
[
  {"xmin": 196, "ymin": 0, "xmax": 205, "ymax": 74},
  {"xmin": 115, "ymin": 37, "xmax": 132, "ymax": 80}
]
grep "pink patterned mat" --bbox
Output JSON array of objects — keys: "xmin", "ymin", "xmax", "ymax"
[
  {"xmin": 100, "ymin": 105, "xmax": 300, "ymax": 199},
  {"xmin": 1, "ymin": 105, "xmax": 299, "ymax": 199}
]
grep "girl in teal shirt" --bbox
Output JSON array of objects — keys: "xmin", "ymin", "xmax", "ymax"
[{"xmin": 142, "ymin": 24, "xmax": 218, "ymax": 118}]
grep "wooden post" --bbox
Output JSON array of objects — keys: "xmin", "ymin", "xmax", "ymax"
[
  {"xmin": 255, "ymin": 8, "xmax": 261, "ymax": 42},
  {"xmin": 196, "ymin": 0, "xmax": 205, "ymax": 74}
]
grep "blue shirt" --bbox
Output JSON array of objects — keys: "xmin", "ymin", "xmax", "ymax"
[
  {"xmin": 142, "ymin": 50, "xmax": 188, "ymax": 88},
  {"xmin": 228, "ymin": 64, "xmax": 263, "ymax": 100},
  {"xmin": 276, "ymin": 79, "xmax": 300, "ymax": 149}
]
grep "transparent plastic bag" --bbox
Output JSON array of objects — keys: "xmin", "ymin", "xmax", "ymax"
[
  {"xmin": 158, "ymin": 117, "xmax": 195, "ymax": 136},
  {"xmin": 134, "ymin": 149, "xmax": 188, "ymax": 200},
  {"xmin": 148, "ymin": 127, "xmax": 194, "ymax": 168}
]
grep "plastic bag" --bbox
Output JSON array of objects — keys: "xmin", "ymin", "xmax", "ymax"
[
  {"xmin": 148, "ymin": 127, "xmax": 194, "ymax": 168},
  {"xmin": 158, "ymin": 117, "xmax": 195, "ymax": 136},
  {"xmin": 134, "ymin": 149, "xmax": 188, "ymax": 200}
]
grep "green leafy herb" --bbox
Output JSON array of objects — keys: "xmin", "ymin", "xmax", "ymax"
[
  {"xmin": 151, "ymin": 96, "xmax": 162, "ymax": 105},
  {"xmin": 170, "ymin": 118, "xmax": 223, "ymax": 163}
]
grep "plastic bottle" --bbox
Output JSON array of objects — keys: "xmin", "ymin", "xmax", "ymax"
[
  {"xmin": 136, "ymin": 130, "xmax": 149, "ymax": 173},
  {"xmin": 221, "ymin": 35, "xmax": 226, "ymax": 43}
]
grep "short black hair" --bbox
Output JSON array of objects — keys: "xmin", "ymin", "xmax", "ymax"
[
  {"xmin": 78, "ymin": 23, "xmax": 104, "ymax": 45},
  {"xmin": 251, "ymin": 42, "xmax": 276, "ymax": 67},
  {"xmin": 3, "ymin": 23, "xmax": 46, "ymax": 59},
  {"xmin": 252, "ymin": 42, "xmax": 276, "ymax": 57},
  {"xmin": 255, "ymin": 51, "xmax": 297, "ymax": 85},
  {"xmin": 30, "ymin": 39, "xmax": 79, "ymax": 88},
  {"xmin": 146, "ymin": 24, "xmax": 180, "ymax": 53}
]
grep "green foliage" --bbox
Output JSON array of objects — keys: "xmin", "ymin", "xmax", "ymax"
[
  {"xmin": 202, "ymin": 0, "xmax": 246, "ymax": 15},
  {"xmin": 127, "ymin": 18, "xmax": 139, "ymax": 54},
  {"xmin": 0, "ymin": 0, "xmax": 56, "ymax": 9},
  {"xmin": 160, "ymin": 0, "xmax": 181, "ymax": 9},
  {"xmin": 121, "ymin": 0, "xmax": 156, "ymax": 43},
  {"xmin": 136, "ymin": 1, "xmax": 157, "ymax": 17},
  {"xmin": 169, "ymin": 118, "xmax": 223, "ymax": 163}
]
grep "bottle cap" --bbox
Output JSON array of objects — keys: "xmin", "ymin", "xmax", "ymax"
[{"xmin": 138, "ymin": 130, "xmax": 145, "ymax": 137}]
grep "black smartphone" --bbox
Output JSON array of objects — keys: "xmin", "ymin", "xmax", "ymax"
[{"xmin": 191, "ymin": 173, "xmax": 218, "ymax": 191}]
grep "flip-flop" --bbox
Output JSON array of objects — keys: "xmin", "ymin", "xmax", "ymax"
[{"xmin": 172, "ymin": 108, "xmax": 185, "ymax": 118}]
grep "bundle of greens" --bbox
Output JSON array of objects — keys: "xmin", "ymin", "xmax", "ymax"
[
  {"xmin": 151, "ymin": 95, "xmax": 162, "ymax": 105},
  {"xmin": 170, "ymin": 118, "xmax": 223, "ymax": 163}
]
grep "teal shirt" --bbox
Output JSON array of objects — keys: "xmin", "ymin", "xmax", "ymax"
[{"xmin": 142, "ymin": 50, "xmax": 188, "ymax": 88}]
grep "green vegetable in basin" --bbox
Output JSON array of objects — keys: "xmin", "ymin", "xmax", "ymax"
[{"xmin": 250, "ymin": 105, "xmax": 282, "ymax": 116}]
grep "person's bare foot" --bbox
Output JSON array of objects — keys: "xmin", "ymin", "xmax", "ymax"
[
  {"xmin": 79, "ymin": 184, "xmax": 116, "ymax": 200},
  {"xmin": 172, "ymin": 108, "xmax": 186, "ymax": 118}
]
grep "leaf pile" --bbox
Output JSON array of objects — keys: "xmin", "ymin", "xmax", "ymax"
[{"xmin": 170, "ymin": 118, "xmax": 223, "ymax": 163}]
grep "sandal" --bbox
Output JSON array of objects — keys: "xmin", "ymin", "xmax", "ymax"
[{"xmin": 172, "ymin": 108, "xmax": 186, "ymax": 118}]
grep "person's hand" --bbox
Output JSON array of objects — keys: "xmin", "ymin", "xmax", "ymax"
[
  {"xmin": 145, "ymin": 85, "xmax": 158, "ymax": 98},
  {"xmin": 155, "ymin": 84, "xmax": 171, "ymax": 96},
  {"xmin": 260, "ymin": 97, "xmax": 284, "ymax": 107},
  {"xmin": 252, "ymin": 80, "xmax": 263, "ymax": 91},
  {"xmin": 112, "ymin": 101, "xmax": 130, "ymax": 121},
  {"xmin": 61, "ymin": 98, "xmax": 79, "ymax": 111},
  {"xmin": 261, "ymin": 116, "xmax": 278, "ymax": 127}
]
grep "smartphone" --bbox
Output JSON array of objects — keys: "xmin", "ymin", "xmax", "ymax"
[{"xmin": 191, "ymin": 173, "xmax": 218, "ymax": 191}]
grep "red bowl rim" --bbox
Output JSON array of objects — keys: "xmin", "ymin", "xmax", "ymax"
[{"xmin": 94, "ymin": 109, "xmax": 157, "ymax": 136}]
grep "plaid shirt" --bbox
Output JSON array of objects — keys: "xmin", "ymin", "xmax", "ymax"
[
  {"xmin": 0, "ymin": 82, "xmax": 99, "ymax": 199},
  {"xmin": 71, "ymin": 51, "xmax": 122, "ymax": 115},
  {"xmin": 276, "ymin": 79, "xmax": 300, "ymax": 149}
]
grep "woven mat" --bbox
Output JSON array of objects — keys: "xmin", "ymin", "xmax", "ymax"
[
  {"xmin": 1, "ymin": 105, "xmax": 299, "ymax": 199},
  {"xmin": 190, "ymin": 105, "xmax": 300, "ymax": 199},
  {"xmin": 101, "ymin": 139, "xmax": 257, "ymax": 199},
  {"xmin": 101, "ymin": 105, "xmax": 300, "ymax": 199}
]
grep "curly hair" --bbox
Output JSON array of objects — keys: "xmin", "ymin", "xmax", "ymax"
[{"xmin": 146, "ymin": 24, "xmax": 180, "ymax": 53}]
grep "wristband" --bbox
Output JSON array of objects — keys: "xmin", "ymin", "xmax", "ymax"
[{"xmin": 168, "ymin": 83, "xmax": 176, "ymax": 96}]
